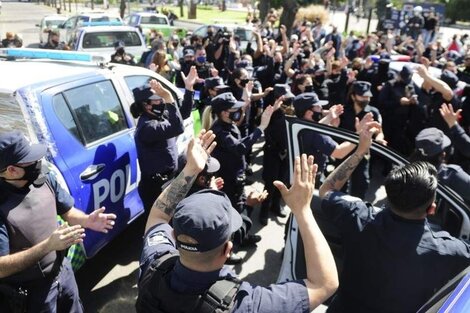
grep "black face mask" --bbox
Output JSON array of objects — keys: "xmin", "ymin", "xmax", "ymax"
[
  {"xmin": 356, "ymin": 99, "xmax": 370, "ymax": 109},
  {"xmin": 239, "ymin": 79, "xmax": 249, "ymax": 88},
  {"xmin": 229, "ymin": 109, "xmax": 243, "ymax": 122},
  {"xmin": 304, "ymin": 85, "xmax": 314, "ymax": 92},
  {"xmin": 51, "ymin": 40, "xmax": 59, "ymax": 46},
  {"xmin": 116, "ymin": 48, "xmax": 125, "ymax": 55},
  {"xmin": 6, "ymin": 160, "xmax": 44, "ymax": 186},
  {"xmin": 330, "ymin": 74, "xmax": 340, "ymax": 80},
  {"xmin": 313, "ymin": 112, "xmax": 323, "ymax": 121},
  {"xmin": 207, "ymin": 31, "xmax": 213, "ymax": 37},
  {"xmin": 150, "ymin": 103, "xmax": 165, "ymax": 119},
  {"xmin": 314, "ymin": 75, "xmax": 325, "ymax": 84}
]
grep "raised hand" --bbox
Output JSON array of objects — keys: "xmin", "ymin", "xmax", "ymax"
[
  {"xmin": 274, "ymin": 154, "xmax": 317, "ymax": 214},
  {"xmin": 259, "ymin": 105, "xmax": 274, "ymax": 131},
  {"xmin": 186, "ymin": 130, "xmax": 216, "ymax": 174},
  {"xmin": 181, "ymin": 66, "xmax": 199, "ymax": 91},
  {"xmin": 439, "ymin": 102, "xmax": 461, "ymax": 128},
  {"xmin": 149, "ymin": 79, "xmax": 173, "ymax": 103}
]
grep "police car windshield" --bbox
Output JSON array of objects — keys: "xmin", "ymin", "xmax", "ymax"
[{"xmin": 82, "ymin": 31, "xmax": 143, "ymax": 49}]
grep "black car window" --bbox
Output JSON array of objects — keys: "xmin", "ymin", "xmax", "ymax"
[{"xmin": 59, "ymin": 80, "xmax": 128, "ymax": 144}]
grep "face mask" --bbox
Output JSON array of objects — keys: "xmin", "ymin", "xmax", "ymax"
[
  {"xmin": 51, "ymin": 40, "xmax": 59, "ymax": 45},
  {"xmin": 150, "ymin": 103, "xmax": 165, "ymax": 119},
  {"xmin": 314, "ymin": 75, "xmax": 325, "ymax": 84},
  {"xmin": 239, "ymin": 79, "xmax": 249, "ymax": 87},
  {"xmin": 10, "ymin": 160, "xmax": 43, "ymax": 185},
  {"xmin": 304, "ymin": 85, "xmax": 314, "ymax": 92},
  {"xmin": 116, "ymin": 48, "xmax": 125, "ymax": 55},
  {"xmin": 196, "ymin": 56, "xmax": 206, "ymax": 64},
  {"xmin": 356, "ymin": 99, "xmax": 370, "ymax": 109},
  {"xmin": 229, "ymin": 109, "xmax": 243, "ymax": 122},
  {"xmin": 330, "ymin": 74, "xmax": 340, "ymax": 80},
  {"xmin": 313, "ymin": 112, "xmax": 323, "ymax": 121},
  {"xmin": 207, "ymin": 31, "xmax": 213, "ymax": 37}
]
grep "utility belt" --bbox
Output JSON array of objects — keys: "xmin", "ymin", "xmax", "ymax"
[{"xmin": 0, "ymin": 252, "xmax": 64, "ymax": 313}]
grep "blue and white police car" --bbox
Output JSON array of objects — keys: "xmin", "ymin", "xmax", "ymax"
[{"xmin": 0, "ymin": 48, "xmax": 193, "ymax": 267}]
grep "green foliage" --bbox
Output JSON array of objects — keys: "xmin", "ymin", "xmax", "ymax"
[{"xmin": 446, "ymin": 0, "xmax": 470, "ymax": 22}]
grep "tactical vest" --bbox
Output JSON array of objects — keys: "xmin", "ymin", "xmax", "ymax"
[
  {"xmin": 136, "ymin": 251, "xmax": 241, "ymax": 313},
  {"xmin": 0, "ymin": 181, "xmax": 61, "ymax": 284}
]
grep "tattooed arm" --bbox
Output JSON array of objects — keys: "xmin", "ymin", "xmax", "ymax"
[
  {"xmin": 145, "ymin": 131, "xmax": 216, "ymax": 233},
  {"xmin": 319, "ymin": 122, "xmax": 380, "ymax": 199}
]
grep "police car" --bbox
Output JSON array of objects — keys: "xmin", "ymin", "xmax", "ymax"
[
  {"xmin": 0, "ymin": 48, "xmax": 193, "ymax": 263},
  {"xmin": 278, "ymin": 117, "xmax": 470, "ymax": 312},
  {"xmin": 124, "ymin": 12, "xmax": 185, "ymax": 40}
]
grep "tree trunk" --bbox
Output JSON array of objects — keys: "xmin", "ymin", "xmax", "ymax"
[
  {"xmin": 258, "ymin": 0, "xmax": 270, "ymax": 23},
  {"xmin": 119, "ymin": 0, "xmax": 126, "ymax": 19},
  {"xmin": 280, "ymin": 0, "xmax": 298, "ymax": 36},
  {"xmin": 188, "ymin": 0, "xmax": 197, "ymax": 19},
  {"xmin": 179, "ymin": 0, "xmax": 184, "ymax": 18}
]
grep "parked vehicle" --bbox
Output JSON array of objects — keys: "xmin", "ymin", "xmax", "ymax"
[
  {"xmin": 59, "ymin": 12, "xmax": 123, "ymax": 45},
  {"xmin": 36, "ymin": 14, "xmax": 68, "ymax": 44},
  {"xmin": 68, "ymin": 25, "xmax": 147, "ymax": 62},
  {"xmin": 192, "ymin": 24, "xmax": 257, "ymax": 52},
  {"xmin": 124, "ymin": 12, "xmax": 185, "ymax": 41},
  {"xmin": 0, "ymin": 48, "xmax": 193, "ymax": 265}
]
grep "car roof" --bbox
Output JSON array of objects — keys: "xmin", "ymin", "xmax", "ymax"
[
  {"xmin": 0, "ymin": 60, "xmax": 108, "ymax": 93},
  {"xmin": 77, "ymin": 25, "xmax": 140, "ymax": 32},
  {"xmin": 42, "ymin": 14, "xmax": 68, "ymax": 21}
]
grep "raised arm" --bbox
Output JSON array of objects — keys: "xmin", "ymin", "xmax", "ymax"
[
  {"xmin": 145, "ymin": 130, "xmax": 217, "ymax": 233},
  {"xmin": 274, "ymin": 154, "xmax": 338, "ymax": 311}
]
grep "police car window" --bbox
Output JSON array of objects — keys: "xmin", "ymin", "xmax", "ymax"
[
  {"xmin": 62, "ymin": 80, "xmax": 127, "ymax": 144},
  {"xmin": 52, "ymin": 94, "xmax": 80, "ymax": 142},
  {"xmin": 129, "ymin": 15, "xmax": 139, "ymax": 25},
  {"xmin": 82, "ymin": 31, "xmax": 142, "ymax": 48}
]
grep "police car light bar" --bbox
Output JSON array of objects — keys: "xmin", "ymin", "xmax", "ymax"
[{"xmin": 0, "ymin": 48, "xmax": 107, "ymax": 63}]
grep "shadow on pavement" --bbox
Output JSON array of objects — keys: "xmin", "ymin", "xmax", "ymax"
[
  {"xmin": 240, "ymin": 249, "xmax": 283, "ymax": 287},
  {"xmin": 76, "ymin": 215, "xmax": 146, "ymax": 312}
]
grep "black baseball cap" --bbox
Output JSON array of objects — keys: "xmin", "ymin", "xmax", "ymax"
[
  {"xmin": 400, "ymin": 65, "xmax": 413, "ymax": 84},
  {"xmin": 173, "ymin": 189, "xmax": 243, "ymax": 252},
  {"xmin": 132, "ymin": 87, "xmax": 154, "ymax": 103},
  {"xmin": 441, "ymin": 70, "xmax": 459, "ymax": 90},
  {"xmin": 210, "ymin": 92, "xmax": 244, "ymax": 114},
  {"xmin": 0, "ymin": 131, "xmax": 47, "ymax": 171},
  {"xmin": 352, "ymin": 81, "xmax": 373, "ymax": 97},
  {"xmin": 293, "ymin": 92, "xmax": 328, "ymax": 118},
  {"xmin": 204, "ymin": 77, "xmax": 228, "ymax": 90},
  {"xmin": 274, "ymin": 84, "xmax": 294, "ymax": 99},
  {"xmin": 415, "ymin": 127, "xmax": 451, "ymax": 157}
]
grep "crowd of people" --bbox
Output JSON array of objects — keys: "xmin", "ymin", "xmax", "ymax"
[{"xmin": 2, "ymin": 6, "xmax": 470, "ymax": 313}]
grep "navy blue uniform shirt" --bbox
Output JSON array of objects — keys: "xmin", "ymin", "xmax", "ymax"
[
  {"xmin": 298, "ymin": 129, "xmax": 337, "ymax": 175},
  {"xmin": 322, "ymin": 191, "xmax": 470, "ymax": 313},
  {"xmin": 140, "ymin": 223, "xmax": 310, "ymax": 313},
  {"xmin": 135, "ymin": 104, "xmax": 184, "ymax": 177}
]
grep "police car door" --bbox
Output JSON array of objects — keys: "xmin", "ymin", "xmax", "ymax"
[
  {"xmin": 278, "ymin": 116, "xmax": 470, "ymax": 283},
  {"xmin": 40, "ymin": 75, "xmax": 141, "ymax": 258}
]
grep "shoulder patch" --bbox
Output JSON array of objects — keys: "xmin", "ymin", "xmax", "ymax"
[{"xmin": 147, "ymin": 231, "xmax": 171, "ymax": 247}]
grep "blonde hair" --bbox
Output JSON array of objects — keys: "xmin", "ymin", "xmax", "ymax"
[{"xmin": 202, "ymin": 105, "xmax": 215, "ymax": 131}]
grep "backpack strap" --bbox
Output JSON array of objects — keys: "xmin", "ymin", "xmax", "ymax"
[{"xmin": 198, "ymin": 277, "xmax": 242, "ymax": 313}]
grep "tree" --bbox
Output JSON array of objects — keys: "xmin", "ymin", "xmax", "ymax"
[{"xmin": 279, "ymin": 0, "xmax": 299, "ymax": 35}]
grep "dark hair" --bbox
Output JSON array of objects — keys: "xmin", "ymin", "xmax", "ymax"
[
  {"xmin": 384, "ymin": 161, "xmax": 438, "ymax": 215},
  {"xmin": 130, "ymin": 102, "xmax": 144, "ymax": 118},
  {"xmin": 409, "ymin": 150, "xmax": 445, "ymax": 170}
]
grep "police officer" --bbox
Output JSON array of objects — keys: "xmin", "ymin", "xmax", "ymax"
[
  {"xmin": 131, "ymin": 77, "xmax": 193, "ymax": 214},
  {"xmin": 110, "ymin": 41, "xmax": 136, "ymax": 65},
  {"xmin": 339, "ymin": 81, "xmax": 385, "ymax": 199},
  {"xmin": 259, "ymin": 84, "xmax": 293, "ymax": 225},
  {"xmin": 318, "ymin": 125, "xmax": 470, "ymax": 313},
  {"xmin": 0, "ymin": 131, "xmax": 116, "ymax": 313},
  {"xmin": 136, "ymin": 132, "xmax": 338, "ymax": 312},
  {"xmin": 293, "ymin": 92, "xmax": 361, "ymax": 183}
]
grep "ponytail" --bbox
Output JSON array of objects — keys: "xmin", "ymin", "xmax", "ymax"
[{"xmin": 202, "ymin": 106, "xmax": 215, "ymax": 131}]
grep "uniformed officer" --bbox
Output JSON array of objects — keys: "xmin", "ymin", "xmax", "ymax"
[
  {"xmin": 318, "ymin": 124, "xmax": 470, "ymax": 313},
  {"xmin": 259, "ymin": 84, "xmax": 293, "ymax": 225},
  {"xmin": 293, "ymin": 92, "xmax": 360, "ymax": 183},
  {"xmin": 339, "ymin": 81, "xmax": 385, "ymax": 199},
  {"xmin": 0, "ymin": 131, "xmax": 116, "ymax": 313},
  {"xmin": 136, "ymin": 131, "xmax": 338, "ymax": 312}
]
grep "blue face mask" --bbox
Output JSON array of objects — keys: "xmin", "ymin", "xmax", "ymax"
[{"xmin": 196, "ymin": 56, "xmax": 206, "ymax": 64}]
